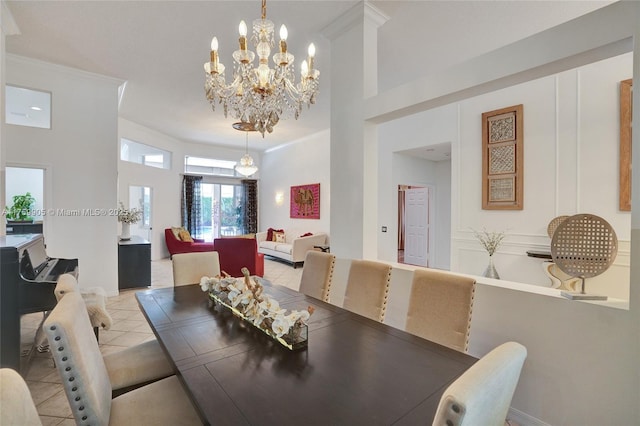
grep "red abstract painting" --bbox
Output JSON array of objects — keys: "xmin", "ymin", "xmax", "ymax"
[{"xmin": 290, "ymin": 183, "xmax": 320, "ymax": 219}]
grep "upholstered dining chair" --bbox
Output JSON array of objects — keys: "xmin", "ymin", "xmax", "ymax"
[
  {"xmin": 405, "ymin": 268, "xmax": 476, "ymax": 352},
  {"xmin": 54, "ymin": 273, "xmax": 174, "ymax": 394},
  {"xmin": 0, "ymin": 368, "xmax": 42, "ymax": 426},
  {"xmin": 43, "ymin": 292, "xmax": 202, "ymax": 426},
  {"xmin": 298, "ymin": 250, "xmax": 336, "ymax": 302},
  {"xmin": 172, "ymin": 251, "xmax": 221, "ymax": 286},
  {"xmin": 343, "ymin": 259, "xmax": 392, "ymax": 322},
  {"xmin": 432, "ymin": 341, "xmax": 527, "ymax": 426}
]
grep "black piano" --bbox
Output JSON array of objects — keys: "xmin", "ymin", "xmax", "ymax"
[{"xmin": 0, "ymin": 234, "xmax": 78, "ymax": 372}]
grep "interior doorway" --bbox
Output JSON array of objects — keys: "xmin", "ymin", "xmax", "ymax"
[
  {"xmin": 129, "ymin": 185, "xmax": 152, "ymax": 241},
  {"xmin": 398, "ymin": 185, "xmax": 431, "ymax": 267}
]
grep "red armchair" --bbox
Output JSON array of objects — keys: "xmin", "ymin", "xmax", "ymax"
[
  {"xmin": 214, "ymin": 238, "xmax": 264, "ymax": 278},
  {"xmin": 164, "ymin": 228, "xmax": 215, "ymax": 257}
]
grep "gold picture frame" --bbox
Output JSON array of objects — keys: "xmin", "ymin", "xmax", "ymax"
[
  {"xmin": 619, "ymin": 79, "xmax": 632, "ymax": 211},
  {"xmin": 482, "ymin": 104, "xmax": 524, "ymax": 210}
]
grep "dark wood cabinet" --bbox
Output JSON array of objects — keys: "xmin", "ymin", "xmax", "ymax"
[{"xmin": 118, "ymin": 236, "xmax": 151, "ymax": 289}]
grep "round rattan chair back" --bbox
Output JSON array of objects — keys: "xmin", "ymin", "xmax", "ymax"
[
  {"xmin": 547, "ymin": 215, "xmax": 569, "ymax": 238},
  {"xmin": 551, "ymin": 213, "xmax": 617, "ymax": 279}
]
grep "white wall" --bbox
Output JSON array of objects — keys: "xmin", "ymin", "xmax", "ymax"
[
  {"xmin": 118, "ymin": 118, "xmax": 258, "ymax": 259},
  {"xmin": 5, "ymin": 55, "xmax": 121, "ymax": 295},
  {"xmin": 376, "ymin": 53, "xmax": 632, "ymax": 300},
  {"xmin": 259, "ymin": 129, "xmax": 330, "ymax": 237}
]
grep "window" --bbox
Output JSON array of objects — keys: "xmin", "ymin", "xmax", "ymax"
[
  {"xmin": 120, "ymin": 138, "xmax": 171, "ymax": 170},
  {"xmin": 5, "ymin": 85, "xmax": 51, "ymax": 129},
  {"xmin": 185, "ymin": 156, "xmax": 241, "ymax": 177}
]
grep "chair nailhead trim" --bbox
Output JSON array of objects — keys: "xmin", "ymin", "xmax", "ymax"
[
  {"xmin": 82, "ymin": 416, "xmax": 87, "ymax": 421},
  {"xmin": 452, "ymin": 404, "xmax": 460, "ymax": 413},
  {"xmin": 50, "ymin": 326, "xmax": 56, "ymax": 330},
  {"xmin": 55, "ymin": 336, "xmax": 61, "ymax": 341},
  {"xmin": 62, "ymin": 356, "xmax": 68, "ymax": 361},
  {"xmin": 68, "ymin": 377, "xmax": 74, "ymax": 382},
  {"xmin": 65, "ymin": 367, "xmax": 71, "ymax": 371},
  {"xmin": 58, "ymin": 346, "xmax": 64, "ymax": 351},
  {"xmin": 75, "ymin": 396, "xmax": 81, "ymax": 401}
]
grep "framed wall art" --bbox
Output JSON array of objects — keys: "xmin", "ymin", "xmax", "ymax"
[
  {"xmin": 619, "ymin": 79, "xmax": 632, "ymax": 211},
  {"xmin": 482, "ymin": 104, "xmax": 524, "ymax": 210},
  {"xmin": 290, "ymin": 183, "xmax": 320, "ymax": 219}
]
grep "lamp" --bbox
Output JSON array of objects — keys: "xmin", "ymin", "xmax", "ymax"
[
  {"xmin": 204, "ymin": 0, "xmax": 320, "ymax": 137},
  {"xmin": 235, "ymin": 129, "xmax": 258, "ymax": 177}
]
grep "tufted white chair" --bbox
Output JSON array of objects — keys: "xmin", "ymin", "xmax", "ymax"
[
  {"xmin": 406, "ymin": 268, "xmax": 476, "ymax": 353},
  {"xmin": 432, "ymin": 341, "xmax": 527, "ymax": 426},
  {"xmin": 0, "ymin": 368, "xmax": 42, "ymax": 426},
  {"xmin": 298, "ymin": 251, "xmax": 335, "ymax": 302},
  {"xmin": 54, "ymin": 274, "xmax": 174, "ymax": 394},
  {"xmin": 172, "ymin": 251, "xmax": 221, "ymax": 286},
  {"xmin": 343, "ymin": 259, "xmax": 392, "ymax": 322},
  {"xmin": 44, "ymin": 292, "xmax": 202, "ymax": 425}
]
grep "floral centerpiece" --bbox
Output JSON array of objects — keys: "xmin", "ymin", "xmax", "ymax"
[
  {"xmin": 117, "ymin": 202, "xmax": 142, "ymax": 240},
  {"xmin": 472, "ymin": 227, "xmax": 507, "ymax": 279},
  {"xmin": 201, "ymin": 267, "xmax": 313, "ymax": 350}
]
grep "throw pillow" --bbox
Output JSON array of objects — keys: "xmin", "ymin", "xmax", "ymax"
[
  {"xmin": 274, "ymin": 231, "xmax": 286, "ymax": 243},
  {"xmin": 178, "ymin": 229, "xmax": 194, "ymax": 242},
  {"xmin": 270, "ymin": 228, "xmax": 284, "ymax": 241},
  {"xmin": 266, "ymin": 227, "xmax": 275, "ymax": 241},
  {"xmin": 171, "ymin": 226, "xmax": 184, "ymax": 239},
  {"xmin": 300, "ymin": 232, "xmax": 314, "ymax": 237}
]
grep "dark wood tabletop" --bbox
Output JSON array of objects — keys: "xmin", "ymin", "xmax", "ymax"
[{"xmin": 136, "ymin": 283, "xmax": 477, "ymax": 426}]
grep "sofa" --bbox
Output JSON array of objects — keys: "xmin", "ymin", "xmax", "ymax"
[
  {"xmin": 214, "ymin": 237, "xmax": 264, "ymax": 277},
  {"xmin": 164, "ymin": 228, "xmax": 215, "ymax": 256},
  {"xmin": 256, "ymin": 230, "xmax": 327, "ymax": 268}
]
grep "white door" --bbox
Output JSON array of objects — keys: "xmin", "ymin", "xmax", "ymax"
[{"xmin": 404, "ymin": 187, "xmax": 429, "ymax": 267}]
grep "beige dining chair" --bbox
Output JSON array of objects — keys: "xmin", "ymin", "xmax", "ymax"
[
  {"xmin": 0, "ymin": 368, "xmax": 42, "ymax": 426},
  {"xmin": 405, "ymin": 268, "xmax": 476, "ymax": 352},
  {"xmin": 298, "ymin": 250, "xmax": 336, "ymax": 302},
  {"xmin": 343, "ymin": 259, "xmax": 392, "ymax": 322},
  {"xmin": 432, "ymin": 341, "xmax": 527, "ymax": 426},
  {"xmin": 172, "ymin": 251, "xmax": 221, "ymax": 286},
  {"xmin": 54, "ymin": 273, "xmax": 174, "ymax": 394},
  {"xmin": 43, "ymin": 292, "xmax": 202, "ymax": 426}
]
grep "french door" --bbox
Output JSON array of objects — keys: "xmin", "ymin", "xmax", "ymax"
[{"xmin": 201, "ymin": 183, "xmax": 243, "ymax": 241}]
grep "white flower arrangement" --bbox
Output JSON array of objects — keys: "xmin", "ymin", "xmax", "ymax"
[
  {"xmin": 201, "ymin": 267, "xmax": 313, "ymax": 343},
  {"xmin": 472, "ymin": 227, "xmax": 507, "ymax": 256},
  {"xmin": 117, "ymin": 201, "xmax": 143, "ymax": 224}
]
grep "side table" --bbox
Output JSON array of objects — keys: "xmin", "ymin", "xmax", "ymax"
[{"xmin": 118, "ymin": 236, "xmax": 151, "ymax": 289}]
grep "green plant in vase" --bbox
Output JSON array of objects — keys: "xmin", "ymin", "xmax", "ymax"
[{"xmin": 6, "ymin": 192, "xmax": 36, "ymax": 222}]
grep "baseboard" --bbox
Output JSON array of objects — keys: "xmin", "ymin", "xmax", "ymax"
[{"xmin": 508, "ymin": 407, "xmax": 550, "ymax": 426}]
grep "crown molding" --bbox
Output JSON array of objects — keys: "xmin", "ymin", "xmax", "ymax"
[{"xmin": 7, "ymin": 54, "xmax": 125, "ymax": 86}]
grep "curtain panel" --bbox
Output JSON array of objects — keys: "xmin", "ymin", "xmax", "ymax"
[
  {"xmin": 241, "ymin": 179, "xmax": 258, "ymax": 234},
  {"xmin": 182, "ymin": 175, "xmax": 203, "ymax": 238}
]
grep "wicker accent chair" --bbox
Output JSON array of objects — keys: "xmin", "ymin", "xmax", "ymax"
[
  {"xmin": 0, "ymin": 368, "xmax": 42, "ymax": 426},
  {"xmin": 298, "ymin": 251, "xmax": 335, "ymax": 302},
  {"xmin": 432, "ymin": 342, "xmax": 527, "ymax": 426},
  {"xmin": 343, "ymin": 260, "xmax": 392, "ymax": 322},
  {"xmin": 54, "ymin": 274, "xmax": 174, "ymax": 394},
  {"xmin": 43, "ymin": 292, "xmax": 201, "ymax": 426},
  {"xmin": 406, "ymin": 268, "xmax": 476, "ymax": 352},
  {"xmin": 172, "ymin": 251, "xmax": 221, "ymax": 286}
]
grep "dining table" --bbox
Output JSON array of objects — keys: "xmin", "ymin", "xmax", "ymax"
[{"xmin": 135, "ymin": 281, "xmax": 477, "ymax": 425}]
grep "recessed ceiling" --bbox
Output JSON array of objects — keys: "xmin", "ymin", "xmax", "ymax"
[{"xmin": 5, "ymin": 1, "xmax": 611, "ymax": 152}]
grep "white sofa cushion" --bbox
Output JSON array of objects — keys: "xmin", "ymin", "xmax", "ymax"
[
  {"xmin": 260, "ymin": 241, "xmax": 278, "ymax": 250},
  {"xmin": 274, "ymin": 244, "xmax": 293, "ymax": 255}
]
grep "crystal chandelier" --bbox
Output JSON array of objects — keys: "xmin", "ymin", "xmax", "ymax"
[
  {"xmin": 204, "ymin": 0, "xmax": 320, "ymax": 137},
  {"xmin": 235, "ymin": 128, "xmax": 258, "ymax": 177}
]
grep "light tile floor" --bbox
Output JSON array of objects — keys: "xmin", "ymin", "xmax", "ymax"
[{"xmin": 19, "ymin": 257, "xmax": 302, "ymax": 425}]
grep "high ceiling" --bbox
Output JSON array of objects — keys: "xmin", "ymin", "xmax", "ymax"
[{"xmin": 5, "ymin": 1, "xmax": 611, "ymax": 152}]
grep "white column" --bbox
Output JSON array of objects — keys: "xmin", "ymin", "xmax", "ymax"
[{"xmin": 323, "ymin": 1, "xmax": 387, "ymax": 259}]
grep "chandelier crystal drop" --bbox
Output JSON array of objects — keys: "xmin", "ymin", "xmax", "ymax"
[
  {"xmin": 235, "ymin": 130, "xmax": 258, "ymax": 177},
  {"xmin": 204, "ymin": 0, "xmax": 320, "ymax": 137}
]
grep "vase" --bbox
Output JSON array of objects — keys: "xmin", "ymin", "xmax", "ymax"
[
  {"xmin": 120, "ymin": 222, "xmax": 131, "ymax": 241},
  {"xmin": 483, "ymin": 255, "xmax": 500, "ymax": 279}
]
